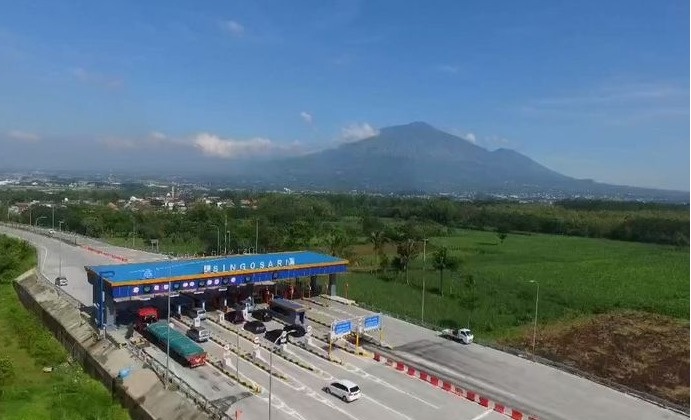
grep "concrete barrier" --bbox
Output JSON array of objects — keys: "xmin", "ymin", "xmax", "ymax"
[{"xmin": 12, "ymin": 268, "xmax": 214, "ymax": 420}]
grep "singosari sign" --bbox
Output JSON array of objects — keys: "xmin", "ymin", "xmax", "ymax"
[{"xmin": 203, "ymin": 257, "xmax": 296, "ymax": 274}]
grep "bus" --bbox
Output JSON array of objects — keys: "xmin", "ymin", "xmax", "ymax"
[{"xmin": 269, "ymin": 298, "xmax": 306, "ymax": 325}]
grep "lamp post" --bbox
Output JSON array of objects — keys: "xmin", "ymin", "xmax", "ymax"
[
  {"xmin": 226, "ymin": 231, "xmax": 230, "ymax": 255},
  {"xmin": 529, "ymin": 280, "xmax": 540, "ymax": 358},
  {"xmin": 131, "ymin": 219, "xmax": 136, "ymax": 248},
  {"xmin": 165, "ymin": 261, "xmax": 174, "ymax": 389},
  {"xmin": 210, "ymin": 224, "xmax": 220, "ymax": 255},
  {"xmin": 269, "ymin": 331, "xmax": 288, "ymax": 420},
  {"xmin": 421, "ymin": 238, "xmax": 429, "ymax": 323}
]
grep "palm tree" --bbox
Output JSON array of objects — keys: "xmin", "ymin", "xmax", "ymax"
[
  {"xmin": 396, "ymin": 238, "xmax": 421, "ymax": 285},
  {"xmin": 369, "ymin": 230, "xmax": 387, "ymax": 270},
  {"xmin": 432, "ymin": 246, "xmax": 459, "ymax": 297}
]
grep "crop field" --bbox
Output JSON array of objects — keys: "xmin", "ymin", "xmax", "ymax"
[{"xmin": 336, "ymin": 229, "xmax": 689, "ymax": 339}]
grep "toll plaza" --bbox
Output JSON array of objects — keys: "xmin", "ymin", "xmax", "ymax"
[{"xmin": 85, "ymin": 251, "xmax": 348, "ymax": 329}]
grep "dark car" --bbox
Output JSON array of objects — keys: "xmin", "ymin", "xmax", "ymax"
[
  {"xmin": 224, "ymin": 311, "xmax": 244, "ymax": 324},
  {"xmin": 252, "ymin": 309, "xmax": 272, "ymax": 322},
  {"xmin": 264, "ymin": 328, "xmax": 287, "ymax": 344},
  {"xmin": 244, "ymin": 321, "xmax": 266, "ymax": 334},
  {"xmin": 283, "ymin": 324, "xmax": 306, "ymax": 338}
]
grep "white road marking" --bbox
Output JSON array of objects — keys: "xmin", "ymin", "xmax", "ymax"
[
  {"xmin": 363, "ymin": 395, "xmax": 415, "ymax": 420},
  {"xmin": 469, "ymin": 409, "xmax": 494, "ymax": 420}
]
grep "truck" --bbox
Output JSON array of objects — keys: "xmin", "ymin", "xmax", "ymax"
[
  {"xmin": 441, "ymin": 328, "xmax": 474, "ymax": 344},
  {"xmin": 135, "ymin": 307, "xmax": 208, "ymax": 368}
]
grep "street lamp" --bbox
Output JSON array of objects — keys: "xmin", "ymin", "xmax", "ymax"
[
  {"xmin": 225, "ymin": 231, "xmax": 230, "ymax": 255},
  {"xmin": 165, "ymin": 261, "xmax": 174, "ymax": 389},
  {"xmin": 421, "ymin": 238, "xmax": 429, "ymax": 323},
  {"xmin": 269, "ymin": 331, "xmax": 288, "ymax": 420},
  {"xmin": 529, "ymin": 280, "xmax": 540, "ymax": 358},
  {"xmin": 210, "ymin": 224, "xmax": 220, "ymax": 255}
]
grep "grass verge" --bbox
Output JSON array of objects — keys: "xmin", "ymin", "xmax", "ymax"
[{"xmin": 0, "ymin": 234, "xmax": 130, "ymax": 420}]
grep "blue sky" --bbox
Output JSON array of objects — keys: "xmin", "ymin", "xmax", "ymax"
[{"xmin": 0, "ymin": 0, "xmax": 688, "ymax": 190}]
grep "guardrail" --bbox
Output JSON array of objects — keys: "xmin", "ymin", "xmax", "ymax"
[{"xmin": 124, "ymin": 339, "xmax": 232, "ymax": 420}]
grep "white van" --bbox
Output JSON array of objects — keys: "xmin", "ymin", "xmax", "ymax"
[
  {"xmin": 187, "ymin": 327, "xmax": 211, "ymax": 342},
  {"xmin": 54, "ymin": 276, "xmax": 68, "ymax": 286},
  {"xmin": 187, "ymin": 307, "xmax": 207, "ymax": 320},
  {"xmin": 324, "ymin": 379, "xmax": 361, "ymax": 402}
]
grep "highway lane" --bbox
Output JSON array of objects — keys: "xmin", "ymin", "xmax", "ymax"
[
  {"xmin": 307, "ymin": 297, "xmax": 686, "ymax": 420},
  {"xmin": 193, "ymin": 313, "xmax": 507, "ymax": 420}
]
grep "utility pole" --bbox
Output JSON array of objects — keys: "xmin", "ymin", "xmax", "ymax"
[
  {"xmin": 52, "ymin": 205, "xmax": 55, "ymax": 229},
  {"xmin": 529, "ymin": 280, "xmax": 540, "ymax": 359},
  {"xmin": 165, "ymin": 262, "xmax": 173, "ymax": 388},
  {"xmin": 224, "ymin": 214, "xmax": 228, "ymax": 254},
  {"xmin": 132, "ymin": 220, "xmax": 136, "ymax": 248},
  {"xmin": 254, "ymin": 219, "xmax": 258, "ymax": 253},
  {"xmin": 421, "ymin": 238, "xmax": 428, "ymax": 323}
]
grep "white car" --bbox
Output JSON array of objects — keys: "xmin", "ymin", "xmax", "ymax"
[
  {"xmin": 324, "ymin": 379, "xmax": 361, "ymax": 402},
  {"xmin": 457, "ymin": 328, "xmax": 474, "ymax": 344}
]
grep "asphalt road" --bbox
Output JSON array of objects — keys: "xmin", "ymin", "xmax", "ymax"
[{"xmin": 304, "ymin": 296, "xmax": 686, "ymax": 420}]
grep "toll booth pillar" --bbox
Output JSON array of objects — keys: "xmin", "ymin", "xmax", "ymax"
[
  {"xmin": 177, "ymin": 304, "xmax": 182, "ymax": 316},
  {"xmin": 310, "ymin": 275, "xmax": 318, "ymax": 295},
  {"xmin": 105, "ymin": 297, "xmax": 117, "ymax": 328},
  {"xmin": 201, "ymin": 300, "xmax": 206, "ymax": 310},
  {"xmin": 223, "ymin": 297, "xmax": 227, "ymax": 309},
  {"xmin": 328, "ymin": 273, "xmax": 337, "ymax": 296}
]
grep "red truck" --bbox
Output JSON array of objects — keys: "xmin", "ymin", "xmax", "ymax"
[{"xmin": 135, "ymin": 307, "xmax": 207, "ymax": 368}]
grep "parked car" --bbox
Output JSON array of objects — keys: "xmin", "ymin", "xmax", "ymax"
[
  {"xmin": 323, "ymin": 379, "xmax": 361, "ymax": 402},
  {"xmin": 187, "ymin": 326, "xmax": 211, "ymax": 342},
  {"xmin": 187, "ymin": 307, "xmax": 207, "ymax": 321},
  {"xmin": 244, "ymin": 321, "xmax": 266, "ymax": 334},
  {"xmin": 283, "ymin": 324, "xmax": 306, "ymax": 338},
  {"xmin": 54, "ymin": 276, "xmax": 68, "ymax": 286},
  {"xmin": 441, "ymin": 328, "xmax": 474, "ymax": 344},
  {"xmin": 252, "ymin": 309, "xmax": 273, "ymax": 322}
]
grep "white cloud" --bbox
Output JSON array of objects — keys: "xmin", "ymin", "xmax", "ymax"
[
  {"xmin": 7, "ymin": 130, "xmax": 39, "ymax": 142},
  {"xmin": 462, "ymin": 133, "xmax": 476, "ymax": 143},
  {"xmin": 193, "ymin": 133, "xmax": 275, "ymax": 158},
  {"xmin": 340, "ymin": 123, "xmax": 378, "ymax": 142},
  {"xmin": 101, "ymin": 137, "xmax": 137, "ymax": 150},
  {"xmin": 71, "ymin": 67, "xmax": 123, "ymax": 90},
  {"xmin": 223, "ymin": 20, "xmax": 245, "ymax": 37},
  {"xmin": 300, "ymin": 111, "xmax": 313, "ymax": 125},
  {"xmin": 149, "ymin": 131, "xmax": 167, "ymax": 140},
  {"xmin": 437, "ymin": 65, "xmax": 459, "ymax": 74}
]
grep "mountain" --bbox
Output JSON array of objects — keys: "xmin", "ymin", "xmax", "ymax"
[{"xmin": 241, "ymin": 122, "xmax": 686, "ymax": 199}]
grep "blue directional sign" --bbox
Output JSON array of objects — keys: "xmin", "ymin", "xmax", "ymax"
[
  {"xmin": 363, "ymin": 315, "xmax": 381, "ymax": 332},
  {"xmin": 332, "ymin": 320, "xmax": 353, "ymax": 337}
]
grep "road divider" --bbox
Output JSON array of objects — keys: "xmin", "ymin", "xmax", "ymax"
[
  {"xmin": 208, "ymin": 317, "xmax": 318, "ymax": 374},
  {"xmin": 80, "ymin": 245, "xmax": 129, "ymax": 262},
  {"xmin": 372, "ymin": 352, "xmax": 539, "ymax": 420}
]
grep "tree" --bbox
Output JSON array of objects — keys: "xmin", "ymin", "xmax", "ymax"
[
  {"xmin": 432, "ymin": 246, "xmax": 459, "ymax": 296},
  {"xmin": 496, "ymin": 225, "xmax": 509, "ymax": 244},
  {"xmin": 369, "ymin": 230, "xmax": 388, "ymax": 270},
  {"xmin": 323, "ymin": 228, "xmax": 354, "ymax": 259},
  {"xmin": 0, "ymin": 356, "xmax": 15, "ymax": 387},
  {"xmin": 396, "ymin": 238, "xmax": 421, "ymax": 285}
]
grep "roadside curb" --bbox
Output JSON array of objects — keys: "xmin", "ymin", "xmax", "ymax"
[{"xmin": 372, "ymin": 352, "xmax": 539, "ymax": 420}]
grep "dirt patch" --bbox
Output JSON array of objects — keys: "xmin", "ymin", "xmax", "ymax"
[{"xmin": 500, "ymin": 310, "xmax": 689, "ymax": 406}]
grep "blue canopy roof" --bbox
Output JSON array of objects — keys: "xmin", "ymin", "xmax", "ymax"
[{"xmin": 86, "ymin": 251, "xmax": 347, "ymax": 284}]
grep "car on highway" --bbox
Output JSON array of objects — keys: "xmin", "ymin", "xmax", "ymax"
[
  {"xmin": 324, "ymin": 379, "xmax": 361, "ymax": 402},
  {"xmin": 186, "ymin": 326, "xmax": 211, "ymax": 343},
  {"xmin": 265, "ymin": 329, "xmax": 288, "ymax": 345},
  {"xmin": 441, "ymin": 327, "xmax": 474, "ymax": 344},
  {"xmin": 252, "ymin": 309, "xmax": 272, "ymax": 322},
  {"xmin": 224, "ymin": 310, "xmax": 245, "ymax": 324},
  {"xmin": 187, "ymin": 307, "xmax": 207, "ymax": 321},
  {"xmin": 283, "ymin": 324, "xmax": 306, "ymax": 338},
  {"xmin": 54, "ymin": 276, "xmax": 68, "ymax": 286},
  {"xmin": 244, "ymin": 321, "xmax": 266, "ymax": 334}
]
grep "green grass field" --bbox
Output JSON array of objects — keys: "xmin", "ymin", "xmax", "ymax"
[
  {"xmin": 0, "ymin": 235, "xmax": 130, "ymax": 420},
  {"xmin": 337, "ymin": 229, "xmax": 689, "ymax": 340}
]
